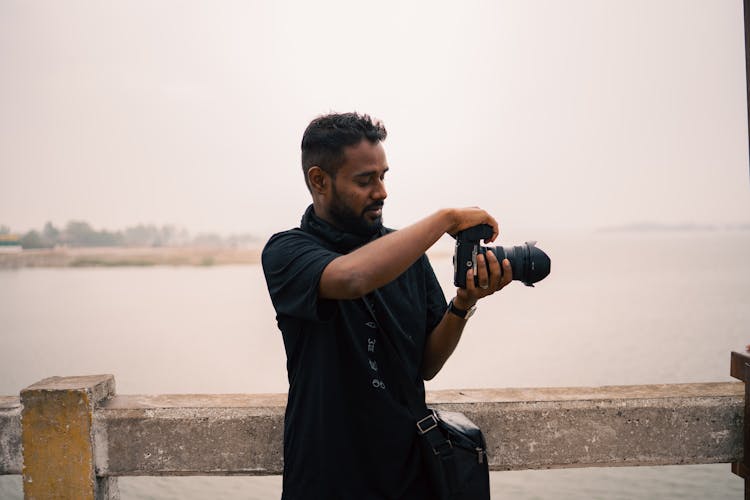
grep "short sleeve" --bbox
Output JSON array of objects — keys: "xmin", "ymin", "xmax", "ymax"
[
  {"xmin": 422, "ymin": 255, "xmax": 447, "ymax": 334},
  {"xmin": 262, "ymin": 230, "xmax": 340, "ymax": 322}
]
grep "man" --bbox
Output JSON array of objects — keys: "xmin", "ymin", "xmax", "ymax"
[{"xmin": 262, "ymin": 112, "xmax": 511, "ymax": 499}]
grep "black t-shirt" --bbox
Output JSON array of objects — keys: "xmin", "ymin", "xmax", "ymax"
[{"xmin": 262, "ymin": 220, "xmax": 447, "ymax": 500}]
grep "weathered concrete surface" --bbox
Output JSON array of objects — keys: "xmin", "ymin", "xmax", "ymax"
[
  {"xmin": 0, "ymin": 396, "xmax": 22, "ymax": 474},
  {"xmin": 93, "ymin": 382, "xmax": 743, "ymax": 476},
  {"xmin": 95, "ymin": 393, "xmax": 286, "ymax": 476},
  {"xmin": 426, "ymin": 383, "xmax": 744, "ymax": 470},
  {"xmin": 21, "ymin": 375, "xmax": 119, "ymax": 499}
]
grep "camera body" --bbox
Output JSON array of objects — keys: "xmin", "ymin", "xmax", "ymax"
[{"xmin": 452, "ymin": 224, "xmax": 551, "ymax": 288}]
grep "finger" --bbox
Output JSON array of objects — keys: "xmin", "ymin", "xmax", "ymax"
[
  {"xmin": 465, "ymin": 268, "xmax": 478, "ymax": 295},
  {"xmin": 485, "ymin": 215, "xmax": 499, "ymax": 243},
  {"xmin": 485, "ymin": 250, "xmax": 502, "ymax": 289},
  {"xmin": 476, "ymin": 253, "xmax": 490, "ymax": 290},
  {"xmin": 500, "ymin": 258, "xmax": 513, "ymax": 287}
]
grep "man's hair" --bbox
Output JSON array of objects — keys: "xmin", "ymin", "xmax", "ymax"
[{"xmin": 301, "ymin": 112, "xmax": 387, "ymax": 191}]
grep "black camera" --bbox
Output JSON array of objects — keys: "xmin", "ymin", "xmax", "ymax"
[{"xmin": 453, "ymin": 224, "xmax": 551, "ymax": 288}]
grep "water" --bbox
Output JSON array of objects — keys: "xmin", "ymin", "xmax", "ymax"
[{"xmin": 1, "ymin": 230, "xmax": 749, "ymax": 499}]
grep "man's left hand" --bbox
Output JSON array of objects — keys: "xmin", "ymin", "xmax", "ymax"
[{"xmin": 454, "ymin": 251, "xmax": 512, "ymax": 309}]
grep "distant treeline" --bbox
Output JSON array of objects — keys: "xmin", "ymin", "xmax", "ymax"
[{"xmin": 0, "ymin": 222, "xmax": 259, "ymax": 249}]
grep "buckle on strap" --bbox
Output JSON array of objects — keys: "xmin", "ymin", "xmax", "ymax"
[{"xmin": 417, "ymin": 413, "xmax": 438, "ymax": 435}]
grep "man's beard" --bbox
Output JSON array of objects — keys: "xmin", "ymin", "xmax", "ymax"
[{"xmin": 329, "ymin": 186, "xmax": 384, "ymax": 237}]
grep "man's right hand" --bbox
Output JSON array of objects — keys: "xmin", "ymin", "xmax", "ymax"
[{"xmin": 445, "ymin": 207, "xmax": 499, "ymax": 243}]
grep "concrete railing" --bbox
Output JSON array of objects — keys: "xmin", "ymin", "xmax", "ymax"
[{"xmin": 0, "ymin": 374, "xmax": 745, "ymax": 499}]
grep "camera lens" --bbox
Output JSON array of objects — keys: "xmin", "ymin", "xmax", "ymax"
[{"xmin": 486, "ymin": 241, "xmax": 550, "ymax": 287}]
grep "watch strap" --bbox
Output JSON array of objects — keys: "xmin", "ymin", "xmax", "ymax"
[{"xmin": 449, "ymin": 299, "xmax": 475, "ymax": 319}]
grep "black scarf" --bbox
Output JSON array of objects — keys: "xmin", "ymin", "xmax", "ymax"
[{"xmin": 300, "ymin": 204, "xmax": 386, "ymax": 253}]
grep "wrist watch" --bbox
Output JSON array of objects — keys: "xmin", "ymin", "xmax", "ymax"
[{"xmin": 448, "ymin": 299, "xmax": 477, "ymax": 320}]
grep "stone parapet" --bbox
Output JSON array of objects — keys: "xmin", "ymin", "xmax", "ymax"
[
  {"xmin": 0, "ymin": 380, "xmax": 744, "ymax": 485},
  {"xmin": 20, "ymin": 375, "xmax": 118, "ymax": 499},
  {"xmin": 94, "ymin": 393, "xmax": 286, "ymax": 476},
  {"xmin": 426, "ymin": 383, "xmax": 744, "ymax": 470},
  {"xmin": 90, "ymin": 382, "xmax": 743, "ymax": 476},
  {"xmin": 0, "ymin": 396, "xmax": 22, "ymax": 475}
]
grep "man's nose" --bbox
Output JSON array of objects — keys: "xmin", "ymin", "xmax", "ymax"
[{"xmin": 373, "ymin": 179, "xmax": 387, "ymax": 200}]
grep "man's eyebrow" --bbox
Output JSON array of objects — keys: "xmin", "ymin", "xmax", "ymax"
[{"xmin": 353, "ymin": 167, "xmax": 389, "ymax": 178}]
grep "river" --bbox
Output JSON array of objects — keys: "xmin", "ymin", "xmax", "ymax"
[{"xmin": 1, "ymin": 230, "xmax": 748, "ymax": 498}]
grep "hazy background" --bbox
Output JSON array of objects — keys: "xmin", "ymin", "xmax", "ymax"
[
  {"xmin": 2, "ymin": 2, "xmax": 750, "ymax": 499},
  {"xmin": 1, "ymin": 0, "xmax": 748, "ymax": 239}
]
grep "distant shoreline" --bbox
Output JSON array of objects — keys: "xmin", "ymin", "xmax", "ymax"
[
  {"xmin": 0, "ymin": 246, "xmax": 456, "ymax": 269},
  {"xmin": 0, "ymin": 246, "xmax": 263, "ymax": 269},
  {"xmin": 595, "ymin": 222, "xmax": 750, "ymax": 233}
]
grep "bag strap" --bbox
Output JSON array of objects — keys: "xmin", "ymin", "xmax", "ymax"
[
  {"xmin": 361, "ymin": 293, "xmax": 431, "ymax": 418},
  {"xmin": 362, "ymin": 294, "xmax": 459, "ymax": 493}
]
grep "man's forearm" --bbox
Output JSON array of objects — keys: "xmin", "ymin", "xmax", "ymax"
[
  {"xmin": 420, "ymin": 301, "xmax": 473, "ymax": 380},
  {"xmin": 320, "ymin": 208, "xmax": 496, "ymax": 300},
  {"xmin": 421, "ymin": 254, "xmax": 512, "ymax": 380}
]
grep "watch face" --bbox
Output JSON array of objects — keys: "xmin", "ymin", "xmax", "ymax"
[{"xmin": 465, "ymin": 305, "xmax": 477, "ymax": 319}]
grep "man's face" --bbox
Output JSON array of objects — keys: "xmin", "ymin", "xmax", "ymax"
[{"xmin": 326, "ymin": 140, "xmax": 389, "ymax": 236}]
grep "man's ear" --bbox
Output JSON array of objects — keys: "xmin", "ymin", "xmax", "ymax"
[{"xmin": 308, "ymin": 166, "xmax": 329, "ymax": 194}]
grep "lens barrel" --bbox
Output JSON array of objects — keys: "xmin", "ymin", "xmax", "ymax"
[{"xmin": 485, "ymin": 241, "xmax": 551, "ymax": 287}]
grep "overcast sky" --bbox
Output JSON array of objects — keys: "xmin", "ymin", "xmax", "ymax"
[{"xmin": 1, "ymin": 0, "xmax": 749, "ymax": 238}]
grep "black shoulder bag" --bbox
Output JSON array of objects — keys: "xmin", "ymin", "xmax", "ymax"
[{"xmin": 363, "ymin": 296, "xmax": 491, "ymax": 500}]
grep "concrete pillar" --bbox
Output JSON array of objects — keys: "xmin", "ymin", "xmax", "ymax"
[{"xmin": 20, "ymin": 375, "xmax": 119, "ymax": 500}]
